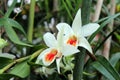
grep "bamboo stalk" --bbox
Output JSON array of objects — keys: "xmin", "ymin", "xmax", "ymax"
[
  {"xmin": 102, "ymin": 0, "xmax": 116, "ymax": 59},
  {"xmin": 92, "ymin": 0, "xmax": 103, "ymax": 22},
  {"xmin": 27, "ymin": 0, "xmax": 36, "ymax": 42},
  {"xmin": 85, "ymin": 0, "xmax": 103, "ymax": 63}
]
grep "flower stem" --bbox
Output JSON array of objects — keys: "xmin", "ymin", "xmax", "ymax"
[
  {"xmin": 73, "ymin": 0, "xmax": 92, "ymax": 80},
  {"xmin": 27, "ymin": 0, "xmax": 36, "ymax": 42}
]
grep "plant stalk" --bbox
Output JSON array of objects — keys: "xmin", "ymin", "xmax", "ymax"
[
  {"xmin": 27, "ymin": 0, "xmax": 36, "ymax": 42},
  {"xmin": 0, "ymin": 49, "xmax": 44, "ymax": 74},
  {"xmin": 73, "ymin": 0, "xmax": 92, "ymax": 80},
  {"xmin": 102, "ymin": 0, "xmax": 116, "ymax": 59}
]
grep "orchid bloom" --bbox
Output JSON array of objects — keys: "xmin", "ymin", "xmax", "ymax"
[
  {"xmin": 57, "ymin": 9, "xmax": 100, "ymax": 53},
  {"xmin": 36, "ymin": 30, "xmax": 79, "ymax": 73}
]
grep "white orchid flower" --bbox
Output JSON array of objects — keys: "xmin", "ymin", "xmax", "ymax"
[
  {"xmin": 36, "ymin": 29, "xmax": 79, "ymax": 73},
  {"xmin": 56, "ymin": 9, "xmax": 100, "ymax": 53}
]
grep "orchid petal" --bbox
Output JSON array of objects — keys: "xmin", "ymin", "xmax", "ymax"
[
  {"xmin": 62, "ymin": 45, "xmax": 79, "ymax": 56},
  {"xmin": 56, "ymin": 23, "xmax": 73, "ymax": 36},
  {"xmin": 56, "ymin": 57, "xmax": 62, "ymax": 73},
  {"xmin": 57, "ymin": 26, "xmax": 64, "ymax": 47},
  {"xmin": 78, "ymin": 36, "xmax": 93, "ymax": 53},
  {"xmin": 81, "ymin": 23, "xmax": 100, "ymax": 37},
  {"xmin": 36, "ymin": 48, "xmax": 57, "ymax": 66},
  {"xmin": 36, "ymin": 48, "xmax": 49, "ymax": 64},
  {"xmin": 72, "ymin": 9, "xmax": 82, "ymax": 33},
  {"xmin": 43, "ymin": 32, "xmax": 57, "ymax": 47}
]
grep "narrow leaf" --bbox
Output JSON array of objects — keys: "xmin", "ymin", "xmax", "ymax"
[
  {"xmin": 4, "ymin": 25, "xmax": 31, "ymax": 46},
  {"xmin": 66, "ymin": 0, "xmax": 74, "ymax": 11},
  {"xmin": 92, "ymin": 62, "xmax": 115, "ymax": 80},
  {"xmin": 62, "ymin": 0, "xmax": 73, "ymax": 20},
  {"xmin": 0, "ymin": 53, "xmax": 15, "ymax": 59},
  {"xmin": 0, "ymin": 17, "xmax": 26, "ymax": 35},
  {"xmin": 110, "ymin": 52, "xmax": 120, "ymax": 67},
  {"xmin": 0, "ymin": 57, "xmax": 13, "ymax": 69},
  {"xmin": 7, "ymin": 18, "xmax": 26, "ymax": 35},
  {"xmin": 89, "ymin": 13, "xmax": 120, "ymax": 42},
  {"xmin": 92, "ymin": 55, "xmax": 120, "ymax": 80}
]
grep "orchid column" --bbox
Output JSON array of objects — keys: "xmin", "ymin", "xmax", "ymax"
[{"xmin": 73, "ymin": 0, "xmax": 92, "ymax": 80}]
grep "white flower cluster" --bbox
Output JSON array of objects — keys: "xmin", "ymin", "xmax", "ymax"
[{"xmin": 36, "ymin": 8, "xmax": 100, "ymax": 73}]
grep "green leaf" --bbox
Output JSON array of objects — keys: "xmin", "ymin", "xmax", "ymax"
[
  {"xmin": 62, "ymin": 0, "xmax": 73, "ymax": 20},
  {"xmin": 0, "ymin": 18, "xmax": 26, "ymax": 35},
  {"xmin": 0, "ymin": 53, "xmax": 15, "ymax": 59},
  {"xmin": 7, "ymin": 18, "xmax": 26, "ymax": 35},
  {"xmin": 92, "ymin": 62, "xmax": 115, "ymax": 80},
  {"xmin": 110, "ymin": 52, "xmax": 120, "ymax": 67},
  {"xmin": 0, "ymin": 17, "xmax": 31, "ymax": 46},
  {"xmin": 0, "ymin": 74, "xmax": 15, "ymax": 80},
  {"xmin": 114, "ymin": 32, "xmax": 120, "ymax": 41},
  {"xmin": 9, "ymin": 60, "xmax": 30, "ymax": 78},
  {"xmin": 4, "ymin": 25, "xmax": 32, "ymax": 46},
  {"xmin": 66, "ymin": 0, "xmax": 74, "ymax": 11},
  {"xmin": 0, "ymin": 18, "xmax": 6, "ymax": 26},
  {"xmin": 0, "ymin": 57, "xmax": 13, "ymax": 69},
  {"xmin": 92, "ymin": 55, "xmax": 120, "ymax": 80},
  {"xmin": 89, "ymin": 13, "xmax": 120, "ymax": 42}
]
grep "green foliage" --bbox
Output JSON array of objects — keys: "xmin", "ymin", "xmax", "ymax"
[
  {"xmin": 0, "ymin": 0, "xmax": 120, "ymax": 80},
  {"xmin": 89, "ymin": 13, "xmax": 120, "ymax": 43},
  {"xmin": 9, "ymin": 60, "xmax": 30, "ymax": 78},
  {"xmin": 92, "ymin": 55, "xmax": 120, "ymax": 80},
  {"xmin": 110, "ymin": 52, "xmax": 120, "ymax": 67},
  {"xmin": 0, "ymin": 74, "xmax": 16, "ymax": 80},
  {"xmin": 0, "ymin": 57, "xmax": 13, "ymax": 69},
  {"xmin": 0, "ymin": 17, "xmax": 31, "ymax": 46}
]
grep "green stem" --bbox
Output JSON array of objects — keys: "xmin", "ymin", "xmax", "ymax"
[
  {"xmin": 0, "ymin": 49, "xmax": 44, "ymax": 74},
  {"xmin": 29, "ymin": 49, "xmax": 44, "ymax": 61},
  {"xmin": 0, "ymin": 56, "xmax": 30, "ymax": 74},
  {"xmin": 45, "ymin": 0, "xmax": 49, "ymax": 14},
  {"xmin": 73, "ymin": 0, "xmax": 92, "ymax": 80},
  {"xmin": 27, "ymin": 0, "xmax": 36, "ymax": 42}
]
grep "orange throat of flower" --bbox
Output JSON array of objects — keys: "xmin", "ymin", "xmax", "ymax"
[
  {"xmin": 67, "ymin": 35, "xmax": 77, "ymax": 46},
  {"xmin": 45, "ymin": 49, "xmax": 58, "ymax": 62}
]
